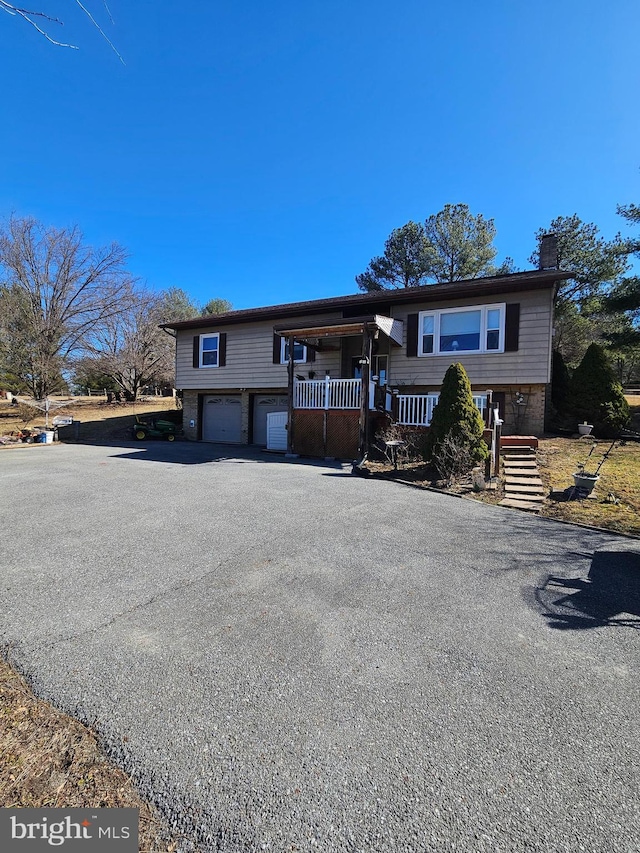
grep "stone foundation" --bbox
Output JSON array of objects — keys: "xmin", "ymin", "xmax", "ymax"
[
  {"xmin": 497, "ymin": 384, "xmax": 546, "ymax": 436},
  {"xmin": 181, "ymin": 390, "xmax": 200, "ymax": 441}
]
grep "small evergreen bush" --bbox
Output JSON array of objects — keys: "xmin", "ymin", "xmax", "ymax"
[
  {"xmin": 424, "ymin": 363, "xmax": 489, "ymax": 478},
  {"xmin": 569, "ymin": 343, "xmax": 631, "ymax": 438}
]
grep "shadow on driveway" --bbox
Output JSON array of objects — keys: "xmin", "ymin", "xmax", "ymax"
[
  {"xmin": 535, "ymin": 547, "xmax": 640, "ymax": 630},
  {"xmin": 97, "ymin": 439, "xmax": 346, "ymax": 469}
]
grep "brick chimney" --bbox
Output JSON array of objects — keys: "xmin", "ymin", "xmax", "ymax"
[{"xmin": 539, "ymin": 233, "xmax": 558, "ymax": 269}]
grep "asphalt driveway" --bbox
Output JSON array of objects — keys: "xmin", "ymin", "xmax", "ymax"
[{"xmin": 1, "ymin": 442, "xmax": 639, "ymax": 852}]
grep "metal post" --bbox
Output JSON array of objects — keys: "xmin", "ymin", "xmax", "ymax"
[
  {"xmin": 286, "ymin": 335, "xmax": 295, "ymax": 455},
  {"xmin": 484, "ymin": 389, "xmax": 493, "ymax": 481},
  {"xmin": 493, "ymin": 412, "xmax": 503, "ymax": 479},
  {"xmin": 357, "ymin": 327, "xmax": 373, "ymax": 462}
]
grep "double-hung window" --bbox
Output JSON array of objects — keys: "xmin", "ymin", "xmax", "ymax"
[
  {"xmin": 280, "ymin": 338, "xmax": 307, "ymax": 364},
  {"xmin": 418, "ymin": 304, "xmax": 505, "ymax": 356},
  {"xmin": 200, "ymin": 333, "xmax": 220, "ymax": 367}
]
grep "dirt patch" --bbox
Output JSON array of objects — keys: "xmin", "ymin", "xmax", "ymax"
[{"xmin": 0, "ymin": 657, "xmax": 183, "ymax": 851}]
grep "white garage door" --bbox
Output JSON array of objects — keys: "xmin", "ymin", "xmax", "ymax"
[
  {"xmin": 203, "ymin": 396, "xmax": 242, "ymax": 443},
  {"xmin": 252, "ymin": 395, "xmax": 288, "ymax": 446}
]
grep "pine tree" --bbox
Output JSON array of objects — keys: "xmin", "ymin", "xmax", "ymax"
[
  {"xmin": 424, "ymin": 363, "xmax": 489, "ymax": 473},
  {"xmin": 548, "ymin": 349, "xmax": 571, "ymax": 428},
  {"xmin": 569, "ymin": 343, "xmax": 631, "ymax": 437}
]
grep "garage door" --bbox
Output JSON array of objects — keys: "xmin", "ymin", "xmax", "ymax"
[
  {"xmin": 252, "ymin": 395, "xmax": 288, "ymax": 446},
  {"xmin": 203, "ymin": 396, "xmax": 242, "ymax": 443}
]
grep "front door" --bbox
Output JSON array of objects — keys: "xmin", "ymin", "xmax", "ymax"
[{"xmin": 351, "ymin": 355, "xmax": 388, "ymax": 384}]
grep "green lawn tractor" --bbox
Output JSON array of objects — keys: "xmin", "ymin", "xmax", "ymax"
[{"xmin": 132, "ymin": 415, "xmax": 182, "ymax": 442}]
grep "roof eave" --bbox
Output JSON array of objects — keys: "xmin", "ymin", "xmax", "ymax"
[{"xmin": 160, "ymin": 269, "xmax": 569, "ymax": 331}]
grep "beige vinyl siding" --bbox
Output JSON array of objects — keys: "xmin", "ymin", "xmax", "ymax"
[
  {"xmin": 389, "ymin": 288, "xmax": 553, "ymax": 387},
  {"xmin": 175, "ymin": 314, "xmax": 342, "ymax": 390}
]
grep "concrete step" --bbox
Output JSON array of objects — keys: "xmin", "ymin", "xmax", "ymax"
[
  {"xmin": 504, "ymin": 470, "xmax": 541, "ymax": 479},
  {"xmin": 501, "ymin": 446, "xmax": 535, "ymax": 455},
  {"xmin": 503, "ymin": 453, "xmax": 537, "ymax": 462},
  {"xmin": 504, "ymin": 484, "xmax": 545, "ymax": 495},
  {"xmin": 505, "ymin": 476, "xmax": 544, "ymax": 487},
  {"xmin": 504, "ymin": 461, "xmax": 538, "ymax": 471},
  {"xmin": 504, "ymin": 493, "xmax": 544, "ymax": 504},
  {"xmin": 499, "ymin": 498, "xmax": 542, "ymax": 512}
]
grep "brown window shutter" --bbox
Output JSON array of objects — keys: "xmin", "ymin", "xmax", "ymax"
[
  {"xmin": 193, "ymin": 335, "xmax": 200, "ymax": 368},
  {"xmin": 505, "ymin": 303, "xmax": 520, "ymax": 351},
  {"xmin": 273, "ymin": 333, "xmax": 281, "ymax": 364},
  {"xmin": 306, "ymin": 345, "xmax": 315, "ymax": 363},
  {"xmin": 218, "ymin": 333, "xmax": 227, "ymax": 367},
  {"xmin": 406, "ymin": 313, "xmax": 418, "ymax": 357}
]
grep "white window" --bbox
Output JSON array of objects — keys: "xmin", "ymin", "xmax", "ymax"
[
  {"xmin": 200, "ymin": 333, "xmax": 220, "ymax": 367},
  {"xmin": 280, "ymin": 338, "xmax": 307, "ymax": 364},
  {"xmin": 418, "ymin": 304, "xmax": 505, "ymax": 356}
]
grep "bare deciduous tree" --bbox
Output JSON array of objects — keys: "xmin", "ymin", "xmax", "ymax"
[
  {"xmin": 83, "ymin": 292, "xmax": 166, "ymax": 400},
  {"xmin": 0, "ymin": 1, "xmax": 124, "ymax": 62},
  {"xmin": 82, "ymin": 287, "xmax": 199, "ymax": 399},
  {"xmin": 0, "ymin": 216, "xmax": 134, "ymax": 398}
]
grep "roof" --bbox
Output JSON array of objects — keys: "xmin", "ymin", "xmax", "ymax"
[
  {"xmin": 273, "ymin": 314, "xmax": 404, "ymax": 347},
  {"xmin": 160, "ymin": 269, "xmax": 570, "ymax": 331}
]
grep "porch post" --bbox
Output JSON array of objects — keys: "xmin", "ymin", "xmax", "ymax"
[
  {"xmin": 484, "ymin": 389, "xmax": 493, "ymax": 481},
  {"xmin": 358, "ymin": 326, "xmax": 373, "ymax": 461},
  {"xmin": 286, "ymin": 334, "xmax": 295, "ymax": 455}
]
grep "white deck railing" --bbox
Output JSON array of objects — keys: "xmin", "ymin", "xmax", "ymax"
[
  {"xmin": 397, "ymin": 394, "xmax": 488, "ymax": 426},
  {"xmin": 295, "ymin": 381, "xmax": 487, "ymax": 421},
  {"xmin": 294, "ymin": 378, "xmax": 361, "ymax": 410}
]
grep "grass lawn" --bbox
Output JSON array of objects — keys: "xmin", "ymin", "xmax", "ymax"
[
  {"xmin": 536, "ymin": 435, "xmax": 640, "ymax": 537},
  {"xmin": 0, "ymin": 396, "xmax": 180, "ymax": 444},
  {"xmin": 536, "ymin": 395, "xmax": 640, "ymax": 537}
]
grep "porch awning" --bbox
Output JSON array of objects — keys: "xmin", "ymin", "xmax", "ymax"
[{"xmin": 273, "ymin": 314, "xmax": 404, "ymax": 347}]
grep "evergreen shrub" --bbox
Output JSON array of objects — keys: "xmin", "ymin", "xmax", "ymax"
[
  {"xmin": 424, "ymin": 363, "xmax": 489, "ymax": 476},
  {"xmin": 569, "ymin": 343, "xmax": 631, "ymax": 437}
]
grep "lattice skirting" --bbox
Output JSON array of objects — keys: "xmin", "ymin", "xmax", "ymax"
[{"xmin": 292, "ymin": 410, "xmax": 360, "ymax": 459}]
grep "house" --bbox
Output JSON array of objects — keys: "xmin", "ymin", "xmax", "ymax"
[{"xmin": 162, "ymin": 266, "xmax": 569, "ymax": 459}]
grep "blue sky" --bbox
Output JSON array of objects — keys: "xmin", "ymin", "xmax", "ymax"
[{"xmin": 2, "ymin": 0, "xmax": 639, "ymax": 311}]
